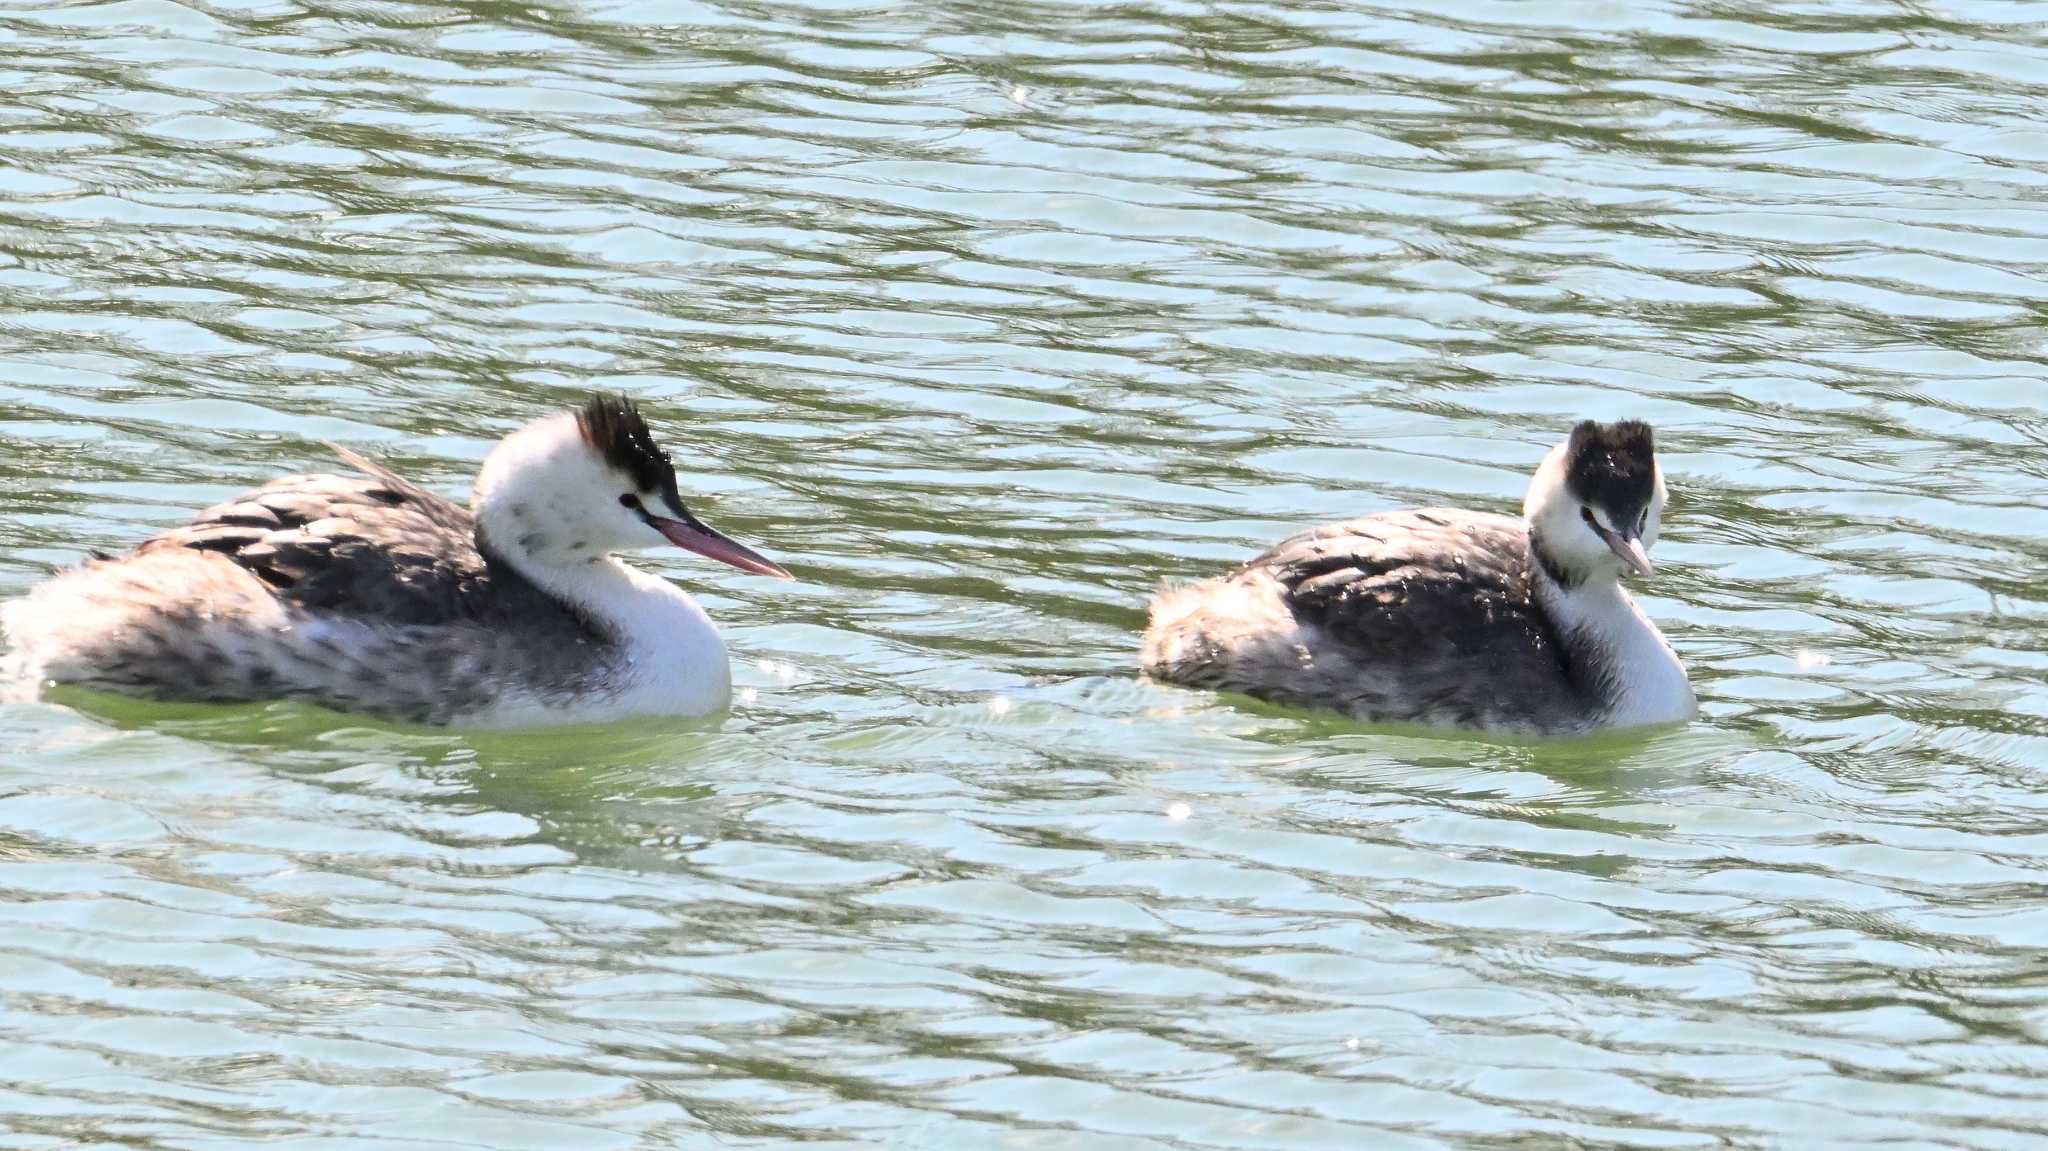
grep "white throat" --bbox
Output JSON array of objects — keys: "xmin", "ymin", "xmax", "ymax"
[
  {"xmin": 1533, "ymin": 571, "xmax": 1695, "ymax": 728},
  {"xmin": 480, "ymin": 539, "xmax": 732, "ymax": 725}
]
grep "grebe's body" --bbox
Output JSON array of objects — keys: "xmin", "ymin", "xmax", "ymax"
[
  {"xmin": 1141, "ymin": 420, "xmax": 1693, "ymax": 736},
  {"xmin": 3, "ymin": 395, "xmax": 789, "ymax": 727}
]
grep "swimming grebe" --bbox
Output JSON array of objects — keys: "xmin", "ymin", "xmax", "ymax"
[
  {"xmin": 2, "ymin": 394, "xmax": 792, "ymax": 727},
  {"xmin": 1140, "ymin": 420, "xmax": 1694, "ymax": 734}
]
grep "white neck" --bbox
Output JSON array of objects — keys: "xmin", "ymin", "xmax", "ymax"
[
  {"xmin": 479, "ymin": 534, "xmax": 732, "ymax": 724},
  {"xmin": 1533, "ymin": 571, "xmax": 1695, "ymax": 728}
]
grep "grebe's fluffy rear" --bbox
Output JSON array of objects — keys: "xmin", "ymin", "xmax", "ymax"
[
  {"xmin": 1141, "ymin": 420, "xmax": 1694, "ymax": 735},
  {"xmin": 3, "ymin": 394, "xmax": 791, "ymax": 727}
]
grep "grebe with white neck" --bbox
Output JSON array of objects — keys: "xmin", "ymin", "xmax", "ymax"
[
  {"xmin": 1140, "ymin": 420, "xmax": 1694, "ymax": 735},
  {"xmin": 2, "ymin": 394, "xmax": 792, "ymax": 727}
]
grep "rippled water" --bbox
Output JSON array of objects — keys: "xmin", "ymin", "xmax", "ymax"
[{"xmin": 2, "ymin": 0, "xmax": 2046, "ymax": 1146}]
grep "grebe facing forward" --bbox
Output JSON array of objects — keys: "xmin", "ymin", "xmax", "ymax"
[
  {"xmin": 3, "ymin": 394, "xmax": 792, "ymax": 727},
  {"xmin": 1141, "ymin": 420, "xmax": 1694, "ymax": 735}
]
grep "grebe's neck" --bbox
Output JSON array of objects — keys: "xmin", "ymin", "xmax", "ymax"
[
  {"xmin": 472, "ymin": 525, "xmax": 733, "ymax": 723},
  {"xmin": 1531, "ymin": 557, "xmax": 1695, "ymax": 728}
]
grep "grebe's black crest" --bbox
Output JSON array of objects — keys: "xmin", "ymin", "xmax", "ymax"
[
  {"xmin": 1563, "ymin": 419, "xmax": 1655, "ymax": 520},
  {"xmin": 576, "ymin": 393, "xmax": 685, "ymax": 515}
]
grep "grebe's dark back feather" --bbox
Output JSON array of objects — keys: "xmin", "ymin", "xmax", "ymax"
[
  {"xmin": 136, "ymin": 449, "xmax": 493, "ymax": 627},
  {"xmin": 1229, "ymin": 509, "xmax": 1594, "ymax": 731},
  {"xmin": 138, "ymin": 446, "xmax": 602, "ymax": 643}
]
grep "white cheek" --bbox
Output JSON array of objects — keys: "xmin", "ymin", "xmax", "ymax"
[{"xmin": 1538, "ymin": 501, "xmax": 1602, "ymax": 565}]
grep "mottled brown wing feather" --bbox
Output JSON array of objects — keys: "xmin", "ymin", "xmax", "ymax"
[
  {"xmin": 136, "ymin": 448, "xmax": 489, "ymax": 626},
  {"xmin": 1248, "ymin": 509, "xmax": 1588, "ymax": 724}
]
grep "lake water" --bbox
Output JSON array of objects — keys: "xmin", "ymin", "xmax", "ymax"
[{"xmin": 1, "ymin": 1, "xmax": 2045, "ymax": 1147}]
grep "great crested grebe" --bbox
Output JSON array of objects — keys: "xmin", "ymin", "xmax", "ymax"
[
  {"xmin": 1141, "ymin": 419, "xmax": 1694, "ymax": 735},
  {"xmin": 3, "ymin": 394, "xmax": 792, "ymax": 727}
]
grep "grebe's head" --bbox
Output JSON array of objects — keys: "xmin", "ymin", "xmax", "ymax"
[
  {"xmin": 473, "ymin": 393, "xmax": 791, "ymax": 578},
  {"xmin": 1523, "ymin": 419, "xmax": 1665, "ymax": 587}
]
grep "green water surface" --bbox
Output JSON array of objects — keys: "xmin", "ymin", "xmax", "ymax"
[{"xmin": 1, "ymin": 1, "xmax": 2044, "ymax": 1147}]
